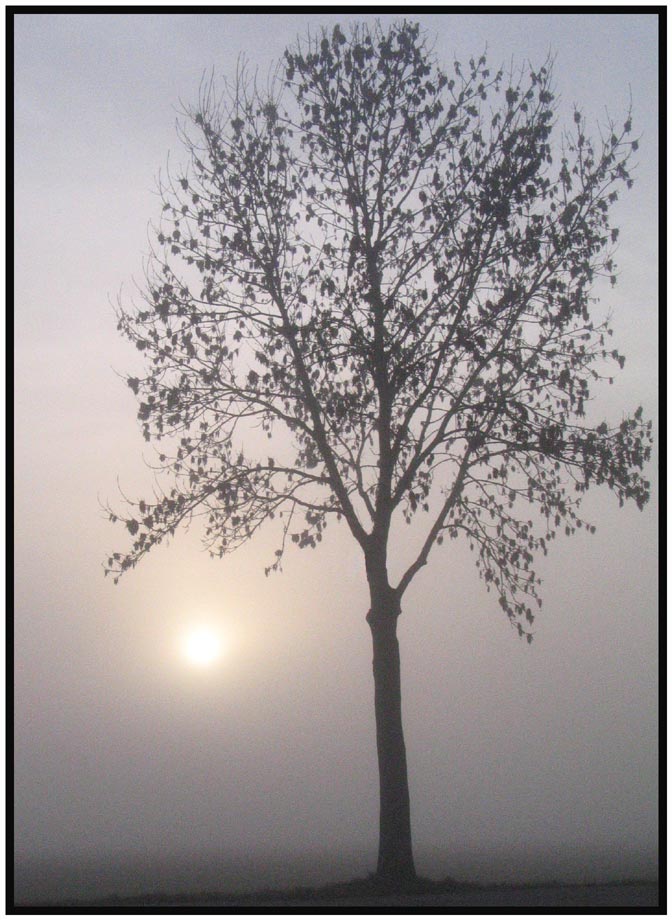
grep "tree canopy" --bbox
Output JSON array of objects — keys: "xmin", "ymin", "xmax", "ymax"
[{"xmin": 106, "ymin": 20, "xmax": 652, "ymax": 641}]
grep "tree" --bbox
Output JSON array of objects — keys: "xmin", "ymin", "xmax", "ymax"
[{"xmin": 106, "ymin": 21, "xmax": 652, "ymax": 885}]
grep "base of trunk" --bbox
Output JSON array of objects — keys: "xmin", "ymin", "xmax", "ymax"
[
  {"xmin": 373, "ymin": 866, "xmax": 418, "ymax": 889},
  {"xmin": 376, "ymin": 830, "xmax": 416, "ymax": 883}
]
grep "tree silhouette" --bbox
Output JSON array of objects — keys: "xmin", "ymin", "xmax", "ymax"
[{"xmin": 106, "ymin": 21, "xmax": 652, "ymax": 885}]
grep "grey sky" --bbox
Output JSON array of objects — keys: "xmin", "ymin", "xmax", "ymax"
[{"xmin": 14, "ymin": 11, "xmax": 659, "ymax": 899}]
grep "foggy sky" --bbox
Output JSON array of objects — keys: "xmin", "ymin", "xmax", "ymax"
[{"xmin": 13, "ymin": 10, "xmax": 659, "ymax": 899}]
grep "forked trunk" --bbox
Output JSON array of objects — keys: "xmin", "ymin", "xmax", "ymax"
[{"xmin": 367, "ymin": 592, "xmax": 416, "ymax": 884}]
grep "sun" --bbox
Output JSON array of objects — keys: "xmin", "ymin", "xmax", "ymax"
[{"xmin": 182, "ymin": 626, "xmax": 223, "ymax": 667}]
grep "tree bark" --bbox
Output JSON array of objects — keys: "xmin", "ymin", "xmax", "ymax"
[{"xmin": 367, "ymin": 592, "xmax": 416, "ymax": 884}]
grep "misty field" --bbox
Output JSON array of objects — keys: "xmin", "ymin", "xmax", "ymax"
[
  {"xmin": 18, "ymin": 878, "xmax": 661, "ymax": 909},
  {"xmin": 14, "ymin": 846, "xmax": 660, "ymax": 910}
]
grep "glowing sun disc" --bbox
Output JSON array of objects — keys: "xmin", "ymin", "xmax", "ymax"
[{"xmin": 183, "ymin": 627, "xmax": 222, "ymax": 667}]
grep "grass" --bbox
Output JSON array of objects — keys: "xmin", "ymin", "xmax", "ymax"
[
  {"xmin": 74, "ymin": 874, "xmax": 471, "ymax": 907},
  {"xmin": 12, "ymin": 865, "xmax": 659, "ymax": 910},
  {"xmin": 58, "ymin": 874, "xmax": 659, "ymax": 908}
]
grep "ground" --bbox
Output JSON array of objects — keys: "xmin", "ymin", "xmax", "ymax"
[{"xmin": 19, "ymin": 876, "xmax": 661, "ymax": 910}]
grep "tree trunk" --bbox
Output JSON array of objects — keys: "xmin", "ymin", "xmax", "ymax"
[{"xmin": 367, "ymin": 594, "xmax": 416, "ymax": 884}]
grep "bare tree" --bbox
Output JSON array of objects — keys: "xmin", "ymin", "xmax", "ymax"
[{"xmin": 106, "ymin": 21, "xmax": 652, "ymax": 885}]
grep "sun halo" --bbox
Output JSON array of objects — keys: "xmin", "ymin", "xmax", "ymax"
[{"xmin": 182, "ymin": 626, "xmax": 223, "ymax": 668}]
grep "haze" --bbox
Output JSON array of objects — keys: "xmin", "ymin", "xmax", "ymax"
[{"xmin": 13, "ymin": 11, "xmax": 659, "ymax": 903}]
